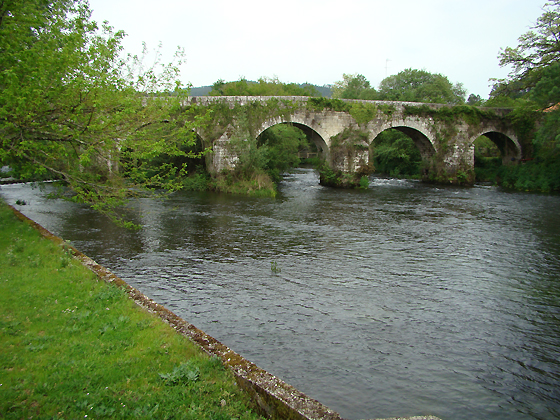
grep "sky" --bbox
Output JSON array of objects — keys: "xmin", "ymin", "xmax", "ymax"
[{"xmin": 88, "ymin": 0, "xmax": 546, "ymax": 99}]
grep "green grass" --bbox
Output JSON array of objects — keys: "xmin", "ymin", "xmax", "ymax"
[{"xmin": 0, "ymin": 200, "xmax": 263, "ymax": 420}]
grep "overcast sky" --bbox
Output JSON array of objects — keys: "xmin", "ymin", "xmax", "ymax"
[{"xmin": 88, "ymin": 0, "xmax": 545, "ymax": 98}]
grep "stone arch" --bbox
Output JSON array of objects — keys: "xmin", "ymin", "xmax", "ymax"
[
  {"xmin": 257, "ymin": 119, "xmax": 330, "ymax": 161},
  {"xmin": 469, "ymin": 130, "xmax": 522, "ymax": 165},
  {"xmin": 370, "ymin": 123, "xmax": 437, "ymax": 161}
]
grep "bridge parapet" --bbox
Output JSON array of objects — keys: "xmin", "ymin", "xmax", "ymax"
[
  {"xmin": 184, "ymin": 96, "xmax": 310, "ymax": 108},
  {"xmin": 185, "ymin": 95, "xmax": 466, "ymax": 111}
]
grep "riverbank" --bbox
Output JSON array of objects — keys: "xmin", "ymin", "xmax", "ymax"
[{"xmin": 0, "ymin": 199, "xmax": 264, "ymax": 420}]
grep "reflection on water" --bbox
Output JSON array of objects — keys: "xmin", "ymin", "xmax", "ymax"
[{"xmin": 2, "ymin": 170, "xmax": 560, "ymax": 420}]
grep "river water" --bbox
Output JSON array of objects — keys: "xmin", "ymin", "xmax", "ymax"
[{"xmin": 2, "ymin": 168, "xmax": 560, "ymax": 420}]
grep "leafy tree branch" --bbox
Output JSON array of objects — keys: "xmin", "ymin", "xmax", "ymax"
[{"xmin": 0, "ymin": 0, "xmax": 205, "ymax": 226}]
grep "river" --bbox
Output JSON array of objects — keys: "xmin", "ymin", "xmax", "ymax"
[{"xmin": 1, "ymin": 168, "xmax": 559, "ymax": 420}]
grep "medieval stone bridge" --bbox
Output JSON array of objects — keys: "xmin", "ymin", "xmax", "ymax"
[{"xmin": 186, "ymin": 96, "xmax": 523, "ymax": 185}]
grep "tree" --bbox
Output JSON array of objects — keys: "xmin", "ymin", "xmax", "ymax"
[
  {"xmin": 531, "ymin": 62, "xmax": 560, "ymax": 108},
  {"xmin": 496, "ymin": 0, "xmax": 560, "ymax": 94},
  {"xmin": 332, "ymin": 74, "xmax": 377, "ymax": 100},
  {"xmin": 0, "ymin": 0, "xmax": 200, "ymax": 225},
  {"xmin": 258, "ymin": 124, "xmax": 307, "ymax": 182},
  {"xmin": 488, "ymin": 2, "xmax": 560, "ymax": 192},
  {"xmin": 494, "ymin": 1, "xmax": 560, "ymax": 149},
  {"xmin": 531, "ymin": 62, "xmax": 560, "ymax": 154},
  {"xmin": 377, "ymin": 68, "xmax": 466, "ymax": 104},
  {"xmin": 369, "ymin": 69, "xmax": 465, "ymax": 178},
  {"xmin": 209, "ymin": 77, "xmax": 320, "ymax": 96},
  {"xmin": 467, "ymin": 94, "xmax": 484, "ymax": 105},
  {"xmin": 371, "ymin": 129, "xmax": 422, "ymax": 177}
]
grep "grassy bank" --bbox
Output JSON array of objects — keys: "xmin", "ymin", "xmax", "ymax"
[{"xmin": 0, "ymin": 200, "xmax": 263, "ymax": 420}]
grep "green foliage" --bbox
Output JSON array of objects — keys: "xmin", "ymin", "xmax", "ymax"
[
  {"xmin": 474, "ymin": 156, "xmax": 502, "ymax": 182},
  {"xmin": 530, "ymin": 63, "xmax": 560, "ymax": 157},
  {"xmin": 182, "ymin": 171, "xmax": 211, "ymax": 191},
  {"xmin": 536, "ymin": 107, "xmax": 560, "ymax": 151},
  {"xmin": 188, "ymin": 98, "xmax": 317, "ymax": 195},
  {"xmin": 199, "ymin": 98, "xmax": 299, "ymax": 141},
  {"xmin": 330, "ymin": 128, "xmax": 369, "ymax": 148},
  {"xmin": 306, "ymin": 97, "xmax": 351, "ymax": 112},
  {"xmin": 358, "ymin": 175, "xmax": 370, "ymax": 189},
  {"xmin": 467, "ymin": 94, "xmax": 484, "ymax": 106},
  {"xmin": 495, "ymin": 0, "xmax": 560, "ymax": 94},
  {"xmin": 474, "ymin": 136, "xmax": 500, "ymax": 158},
  {"xmin": 531, "ymin": 63, "xmax": 560, "ymax": 108},
  {"xmin": 349, "ymin": 102, "xmax": 378, "ymax": 126},
  {"xmin": 316, "ymin": 161, "xmax": 342, "ymax": 186},
  {"xmin": 403, "ymin": 103, "xmax": 504, "ymax": 128},
  {"xmin": 377, "ymin": 68, "xmax": 466, "ymax": 104},
  {"xmin": 0, "ymin": 200, "xmax": 262, "ymax": 420},
  {"xmin": 332, "ymin": 74, "xmax": 378, "ymax": 99},
  {"xmin": 377, "ymin": 103, "xmax": 397, "ymax": 117},
  {"xmin": 372, "ymin": 129, "xmax": 422, "ymax": 177},
  {"xmin": 488, "ymin": 3, "xmax": 560, "ymax": 192},
  {"xmin": 258, "ymin": 124, "xmax": 307, "ymax": 182},
  {"xmin": 306, "ymin": 93, "xmax": 389, "ymax": 125},
  {"xmin": 0, "ymin": 0, "xmax": 205, "ymax": 226},
  {"xmin": 210, "ymin": 169, "xmax": 277, "ymax": 197},
  {"xmin": 270, "ymin": 261, "xmax": 281, "ymax": 274},
  {"xmin": 498, "ymin": 159, "xmax": 560, "ymax": 192},
  {"xmin": 214, "ymin": 123, "xmax": 308, "ymax": 193},
  {"xmin": 209, "ymin": 77, "xmax": 320, "ymax": 96},
  {"xmin": 159, "ymin": 361, "xmax": 200, "ymax": 385}
]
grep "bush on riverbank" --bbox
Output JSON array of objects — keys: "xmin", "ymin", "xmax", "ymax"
[
  {"xmin": 209, "ymin": 169, "xmax": 277, "ymax": 197},
  {"xmin": 497, "ymin": 159, "xmax": 560, "ymax": 192},
  {"xmin": 0, "ymin": 200, "xmax": 263, "ymax": 420}
]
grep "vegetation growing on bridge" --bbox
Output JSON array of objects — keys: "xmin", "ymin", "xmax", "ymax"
[
  {"xmin": 329, "ymin": 63, "xmax": 556, "ymax": 189},
  {"xmin": 182, "ymin": 98, "xmax": 312, "ymax": 196},
  {"xmin": 306, "ymin": 98, "xmax": 384, "ymax": 126},
  {"xmin": 184, "ymin": 97, "xmax": 383, "ymax": 191},
  {"xmin": 332, "ymin": 70, "xmax": 475, "ymax": 184},
  {"xmin": 399, "ymin": 104, "xmax": 538, "ymax": 185}
]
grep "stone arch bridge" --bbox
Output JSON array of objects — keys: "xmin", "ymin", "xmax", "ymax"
[{"xmin": 186, "ymin": 96, "xmax": 523, "ymax": 185}]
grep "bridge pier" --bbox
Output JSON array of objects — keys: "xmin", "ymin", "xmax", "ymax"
[{"xmin": 205, "ymin": 132, "xmax": 239, "ymax": 174}]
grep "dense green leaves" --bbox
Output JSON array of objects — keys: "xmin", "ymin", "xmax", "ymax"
[
  {"xmin": 0, "ymin": 0, "xmax": 202, "ymax": 225},
  {"xmin": 531, "ymin": 62, "xmax": 560, "ymax": 108},
  {"xmin": 496, "ymin": 0, "xmax": 560, "ymax": 92},
  {"xmin": 484, "ymin": 1, "xmax": 560, "ymax": 191},
  {"xmin": 209, "ymin": 77, "xmax": 320, "ymax": 96},
  {"xmin": 332, "ymin": 74, "xmax": 377, "ymax": 100},
  {"xmin": 332, "ymin": 70, "xmax": 466, "ymax": 104},
  {"xmin": 372, "ymin": 129, "xmax": 422, "ymax": 177},
  {"xmin": 377, "ymin": 68, "xmax": 466, "ymax": 104},
  {"xmin": 258, "ymin": 124, "xmax": 307, "ymax": 181}
]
